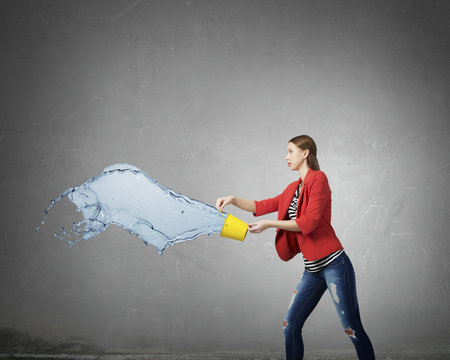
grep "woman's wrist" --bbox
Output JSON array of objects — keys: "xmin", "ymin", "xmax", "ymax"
[{"xmin": 270, "ymin": 220, "xmax": 301, "ymax": 232}]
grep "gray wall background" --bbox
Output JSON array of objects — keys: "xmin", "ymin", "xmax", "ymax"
[{"xmin": 1, "ymin": 0, "xmax": 449, "ymax": 354}]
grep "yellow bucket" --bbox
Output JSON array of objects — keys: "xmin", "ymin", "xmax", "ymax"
[{"xmin": 220, "ymin": 213, "xmax": 248, "ymax": 241}]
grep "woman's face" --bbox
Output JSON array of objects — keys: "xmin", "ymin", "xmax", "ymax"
[{"xmin": 285, "ymin": 142, "xmax": 308, "ymax": 171}]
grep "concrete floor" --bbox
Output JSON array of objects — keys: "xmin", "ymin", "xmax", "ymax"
[{"xmin": 2, "ymin": 353, "xmax": 450, "ymax": 360}]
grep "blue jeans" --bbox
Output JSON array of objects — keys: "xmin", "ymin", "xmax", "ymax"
[{"xmin": 283, "ymin": 251, "xmax": 375, "ymax": 359}]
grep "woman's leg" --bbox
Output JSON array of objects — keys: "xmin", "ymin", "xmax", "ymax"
[
  {"xmin": 284, "ymin": 270, "xmax": 327, "ymax": 360},
  {"xmin": 323, "ymin": 252, "xmax": 375, "ymax": 359}
]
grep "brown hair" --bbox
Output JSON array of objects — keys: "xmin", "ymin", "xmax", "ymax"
[{"xmin": 288, "ymin": 135, "xmax": 320, "ymax": 170}]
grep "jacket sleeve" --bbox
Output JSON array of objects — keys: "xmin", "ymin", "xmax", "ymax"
[
  {"xmin": 253, "ymin": 193, "xmax": 283, "ymax": 216},
  {"xmin": 295, "ymin": 174, "xmax": 330, "ymax": 235}
]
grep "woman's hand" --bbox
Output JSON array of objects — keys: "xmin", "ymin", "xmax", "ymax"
[
  {"xmin": 215, "ymin": 196, "xmax": 234, "ymax": 212},
  {"xmin": 248, "ymin": 220, "xmax": 272, "ymax": 233}
]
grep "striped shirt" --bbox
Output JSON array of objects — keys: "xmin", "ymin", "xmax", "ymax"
[
  {"xmin": 287, "ymin": 183, "xmax": 302, "ymax": 219},
  {"xmin": 302, "ymin": 249, "xmax": 344, "ymax": 272},
  {"xmin": 288, "ymin": 183, "xmax": 344, "ymax": 272}
]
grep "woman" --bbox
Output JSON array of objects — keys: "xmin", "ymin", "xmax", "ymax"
[{"xmin": 216, "ymin": 135, "xmax": 375, "ymax": 359}]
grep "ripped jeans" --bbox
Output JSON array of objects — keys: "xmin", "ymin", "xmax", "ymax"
[{"xmin": 283, "ymin": 251, "xmax": 375, "ymax": 359}]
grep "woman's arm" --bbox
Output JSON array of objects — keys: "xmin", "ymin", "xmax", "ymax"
[
  {"xmin": 248, "ymin": 219, "xmax": 301, "ymax": 233},
  {"xmin": 216, "ymin": 196, "xmax": 256, "ymax": 213}
]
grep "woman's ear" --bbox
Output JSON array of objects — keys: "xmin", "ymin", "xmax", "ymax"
[{"xmin": 303, "ymin": 149, "xmax": 310, "ymax": 158}]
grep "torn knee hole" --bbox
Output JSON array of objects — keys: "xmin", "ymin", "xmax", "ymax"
[
  {"xmin": 287, "ymin": 290, "xmax": 298, "ymax": 309},
  {"xmin": 345, "ymin": 327, "xmax": 356, "ymax": 337},
  {"xmin": 330, "ymin": 283, "xmax": 340, "ymax": 304}
]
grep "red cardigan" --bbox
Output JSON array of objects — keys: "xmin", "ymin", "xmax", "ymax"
[{"xmin": 254, "ymin": 169, "xmax": 343, "ymax": 262}]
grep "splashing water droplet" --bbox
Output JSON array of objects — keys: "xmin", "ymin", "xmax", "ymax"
[{"xmin": 36, "ymin": 164, "xmax": 226, "ymax": 254}]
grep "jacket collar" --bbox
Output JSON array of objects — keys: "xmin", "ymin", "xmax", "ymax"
[
  {"xmin": 279, "ymin": 169, "xmax": 315, "ymax": 220},
  {"xmin": 297, "ymin": 168, "xmax": 314, "ymax": 205},
  {"xmin": 298, "ymin": 168, "xmax": 314, "ymax": 186}
]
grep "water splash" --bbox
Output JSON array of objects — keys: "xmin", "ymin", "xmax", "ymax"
[{"xmin": 36, "ymin": 164, "xmax": 226, "ymax": 254}]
